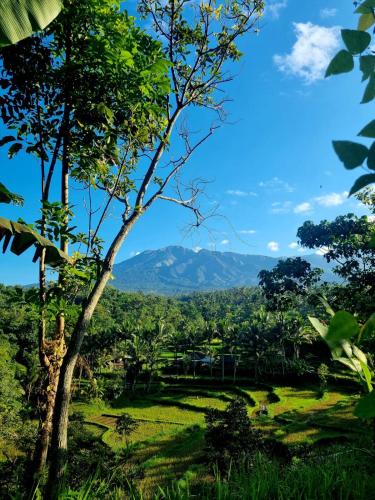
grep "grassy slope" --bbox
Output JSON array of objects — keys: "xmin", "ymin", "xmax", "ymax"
[{"xmin": 72, "ymin": 381, "xmax": 367, "ymax": 497}]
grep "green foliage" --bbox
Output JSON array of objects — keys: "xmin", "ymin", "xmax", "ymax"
[
  {"xmin": 205, "ymin": 397, "xmax": 263, "ymax": 473},
  {"xmin": 116, "ymin": 413, "xmax": 139, "ymax": 444},
  {"xmin": 326, "ymin": 4, "xmax": 375, "ymax": 193},
  {"xmin": 0, "ymin": 0, "xmax": 62, "ymax": 47},
  {"xmin": 0, "ymin": 216, "xmax": 70, "ymax": 266},
  {"xmin": 0, "ymin": 181, "xmax": 23, "ymax": 205},
  {"xmin": 332, "ymin": 141, "xmax": 369, "ymax": 169}
]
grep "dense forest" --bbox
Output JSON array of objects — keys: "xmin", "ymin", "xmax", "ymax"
[{"xmin": 0, "ymin": 0, "xmax": 375, "ymax": 499}]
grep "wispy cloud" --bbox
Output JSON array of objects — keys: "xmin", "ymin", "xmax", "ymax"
[
  {"xmin": 270, "ymin": 201, "xmax": 293, "ymax": 214},
  {"xmin": 221, "ymin": 239, "xmax": 230, "ymax": 245},
  {"xmin": 192, "ymin": 246, "xmax": 202, "ymax": 253},
  {"xmin": 294, "ymin": 202, "xmax": 312, "ymax": 214},
  {"xmin": 130, "ymin": 251, "xmax": 140, "ymax": 257},
  {"xmin": 320, "ymin": 8, "xmax": 337, "ymax": 19},
  {"xmin": 259, "ymin": 177, "xmax": 294, "ymax": 193},
  {"xmin": 267, "ymin": 241, "xmax": 280, "ymax": 252},
  {"xmin": 267, "ymin": 0, "xmax": 288, "ymax": 19},
  {"xmin": 316, "ymin": 246, "xmax": 330, "ymax": 256},
  {"xmin": 239, "ymin": 229, "xmax": 256, "ymax": 235},
  {"xmin": 272, "ymin": 191, "xmax": 349, "ymax": 216},
  {"xmin": 288, "ymin": 242, "xmax": 299, "ymax": 249},
  {"xmin": 227, "ymin": 189, "xmax": 257, "ymax": 197},
  {"xmin": 314, "ymin": 191, "xmax": 348, "ymax": 207},
  {"xmin": 274, "ymin": 22, "xmax": 340, "ymax": 83}
]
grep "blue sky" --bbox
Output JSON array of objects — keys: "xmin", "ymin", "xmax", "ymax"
[{"xmin": 1, "ymin": 0, "xmax": 372, "ymax": 285}]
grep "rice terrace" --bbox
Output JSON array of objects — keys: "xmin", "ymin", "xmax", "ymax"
[{"xmin": 0, "ymin": 0, "xmax": 375, "ymax": 499}]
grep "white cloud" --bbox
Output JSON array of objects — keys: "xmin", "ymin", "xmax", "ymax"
[
  {"xmin": 320, "ymin": 8, "xmax": 337, "ymax": 19},
  {"xmin": 130, "ymin": 251, "xmax": 140, "ymax": 257},
  {"xmin": 267, "ymin": 1, "xmax": 288, "ymax": 19},
  {"xmin": 192, "ymin": 246, "xmax": 202, "ymax": 253},
  {"xmin": 239, "ymin": 229, "xmax": 256, "ymax": 235},
  {"xmin": 259, "ymin": 177, "xmax": 294, "ymax": 193},
  {"xmin": 294, "ymin": 202, "xmax": 312, "ymax": 214},
  {"xmin": 270, "ymin": 201, "xmax": 293, "ymax": 214},
  {"xmin": 221, "ymin": 239, "xmax": 230, "ymax": 245},
  {"xmin": 315, "ymin": 246, "xmax": 330, "ymax": 256},
  {"xmin": 274, "ymin": 22, "xmax": 340, "ymax": 83},
  {"xmin": 288, "ymin": 242, "xmax": 299, "ymax": 249},
  {"xmin": 314, "ymin": 191, "xmax": 348, "ymax": 207},
  {"xmin": 368, "ymin": 215, "xmax": 375, "ymax": 223},
  {"xmin": 227, "ymin": 189, "xmax": 257, "ymax": 197},
  {"xmin": 268, "ymin": 241, "xmax": 280, "ymax": 252}
]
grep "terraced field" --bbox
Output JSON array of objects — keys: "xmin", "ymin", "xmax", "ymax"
[{"xmin": 72, "ymin": 381, "xmax": 364, "ymax": 497}]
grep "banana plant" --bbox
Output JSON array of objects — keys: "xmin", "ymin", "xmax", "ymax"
[
  {"xmin": 0, "ymin": 216, "xmax": 70, "ymax": 267},
  {"xmin": 0, "ymin": 0, "xmax": 62, "ymax": 47},
  {"xmin": 309, "ymin": 307, "xmax": 375, "ymax": 420}
]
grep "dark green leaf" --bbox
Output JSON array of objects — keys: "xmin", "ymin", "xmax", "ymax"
[
  {"xmin": 360, "ymin": 314, "xmax": 375, "ymax": 340},
  {"xmin": 341, "ymin": 29, "xmax": 371, "ymax": 54},
  {"xmin": 326, "ymin": 311, "xmax": 359, "ymax": 343},
  {"xmin": 359, "ymin": 119, "xmax": 375, "ymax": 138},
  {"xmin": 354, "ymin": 391, "xmax": 375, "ymax": 419},
  {"xmin": 0, "ymin": 216, "xmax": 70, "ymax": 267},
  {"xmin": 355, "ymin": 0, "xmax": 375, "ymax": 14},
  {"xmin": 360, "ymin": 55, "xmax": 375, "ymax": 81},
  {"xmin": 7, "ymin": 142, "xmax": 22, "ymax": 158},
  {"xmin": 0, "ymin": 182, "xmax": 23, "ymax": 205},
  {"xmin": 349, "ymin": 173, "xmax": 375, "ymax": 195},
  {"xmin": 325, "ymin": 50, "xmax": 354, "ymax": 77},
  {"xmin": 362, "ymin": 73, "xmax": 375, "ymax": 103},
  {"xmin": 0, "ymin": 135, "xmax": 15, "ymax": 147},
  {"xmin": 367, "ymin": 142, "xmax": 375, "ymax": 170},
  {"xmin": 332, "ymin": 140, "xmax": 368, "ymax": 169}
]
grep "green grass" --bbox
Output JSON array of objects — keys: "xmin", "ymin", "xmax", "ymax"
[{"xmin": 71, "ymin": 381, "xmax": 367, "ymax": 498}]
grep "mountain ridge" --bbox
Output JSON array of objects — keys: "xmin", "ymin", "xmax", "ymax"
[{"xmin": 112, "ymin": 245, "xmax": 336, "ymax": 295}]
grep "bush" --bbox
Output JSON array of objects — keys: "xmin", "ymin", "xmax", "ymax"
[{"xmin": 205, "ymin": 397, "xmax": 263, "ymax": 473}]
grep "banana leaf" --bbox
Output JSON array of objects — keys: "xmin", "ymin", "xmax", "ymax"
[
  {"xmin": 0, "ymin": 216, "xmax": 70, "ymax": 267},
  {"xmin": 0, "ymin": 0, "xmax": 62, "ymax": 47}
]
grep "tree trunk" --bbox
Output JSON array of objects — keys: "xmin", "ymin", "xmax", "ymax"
[
  {"xmin": 221, "ymin": 350, "xmax": 225, "ymax": 382},
  {"xmin": 46, "ymin": 217, "xmax": 137, "ymax": 498}
]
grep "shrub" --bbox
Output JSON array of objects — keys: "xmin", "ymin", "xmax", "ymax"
[{"xmin": 205, "ymin": 397, "xmax": 263, "ymax": 473}]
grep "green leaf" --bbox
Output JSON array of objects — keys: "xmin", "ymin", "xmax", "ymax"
[
  {"xmin": 332, "ymin": 140, "xmax": 368, "ymax": 169},
  {"xmin": 362, "ymin": 73, "xmax": 375, "ymax": 103},
  {"xmin": 349, "ymin": 173, "xmax": 375, "ymax": 195},
  {"xmin": 360, "ymin": 361, "xmax": 373, "ymax": 392},
  {"xmin": 367, "ymin": 142, "xmax": 375, "ymax": 170},
  {"xmin": 325, "ymin": 50, "xmax": 354, "ymax": 77},
  {"xmin": 355, "ymin": 0, "xmax": 375, "ymax": 14},
  {"xmin": 354, "ymin": 391, "xmax": 375, "ymax": 419},
  {"xmin": 0, "ymin": 216, "xmax": 70, "ymax": 267},
  {"xmin": 353, "ymin": 346, "xmax": 368, "ymax": 365},
  {"xmin": 0, "ymin": 182, "xmax": 23, "ymax": 205},
  {"xmin": 360, "ymin": 55, "xmax": 375, "ymax": 81},
  {"xmin": 0, "ymin": 0, "xmax": 62, "ymax": 47},
  {"xmin": 326, "ymin": 311, "xmax": 359, "ymax": 343},
  {"xmin": 308, "ymin": 316, "xmax": 328, "ymax": 338},
  {"xmin": 359, "ymin": 119, "xmax": 375, "ymax": 138},
  {"xmin": 336, "ymin": 356, "xmax": 361, "ymax": 373},
  {"xmin": 341, "ymin": 29, "xmax": 371, "ymax": 54},
  {"xmin": 0, "ymin": 135, "xmax": 15, "ymax": 147},
  {"xmin": 360, "ymin": 314, "xmax": 375, "ymax": 340},
  {"xmin": 7, "ymin": 142, "xmax": 22, "ymax": 158},
  {"xmin": 358, "ymin": 12, "xmax": 375, "ymax": 31}
]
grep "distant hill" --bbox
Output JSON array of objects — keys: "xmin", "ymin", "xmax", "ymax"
[{"xmin": 112, "ymin": 246, "xmax": 336, "ymax": 295}]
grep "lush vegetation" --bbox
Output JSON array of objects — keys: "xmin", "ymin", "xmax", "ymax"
[{"xmin": 0, "ymin": 0, "xmax": 375, "ymax": 499}]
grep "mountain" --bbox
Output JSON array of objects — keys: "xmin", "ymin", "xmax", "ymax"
[{"xmin": 112, "ymin": 246, "xmax": 336, "ymax": 295}]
